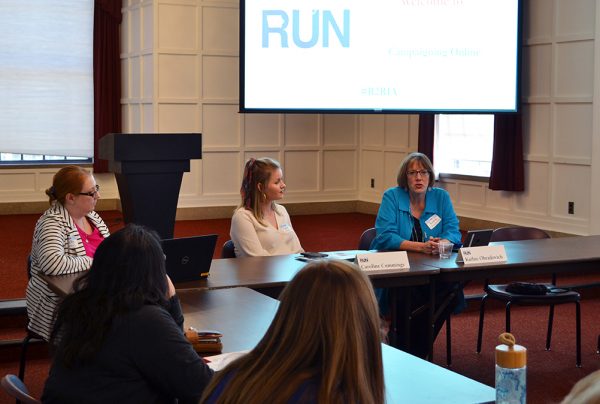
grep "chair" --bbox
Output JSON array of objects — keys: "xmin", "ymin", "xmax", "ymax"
[
  {"xmin": 476, "ymin": 227, "xmax": 582, "ymax": 367},
  {"xmin": 19, "ymin": 255, "xmax": 45, "ymax": 382},
  {"xmin": 221, "ymin": 240, "xmax": 236, "ymax": 258},
  {"xmin": 358, "ymin": 227, "xmax": 376, "ymax": 250},
  {"xmin": 1, "ymin": 374, "xmax": 41, "ymax": 404}
]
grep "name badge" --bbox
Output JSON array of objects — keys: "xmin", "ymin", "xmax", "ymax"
[
  {"xmin": 456, "ymin": 245, "xmax": 507, "ymax": 265},
  {"xmin": 356, "ymin": 251, "xmax": 410, "ymax": 272},
  {"xmin": 67, "ymin": 235, "xmax": 78, "ymax": 249},
  {"xmin": 280, "ymin": 223, "xmax": 291, "ymax": 232},
  {"xmin": 425, "ymin": 214, "xmax": 441, "ymax": 230}
]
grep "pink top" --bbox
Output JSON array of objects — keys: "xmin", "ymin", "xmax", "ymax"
[{"xmin": 75, "ymin": 221, "xmax": 104, "ymax": 257}]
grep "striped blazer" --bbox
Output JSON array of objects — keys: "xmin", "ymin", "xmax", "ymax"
[{"xmin": 25, "ymin": 202, "xmax": 110, "ymax": 340}]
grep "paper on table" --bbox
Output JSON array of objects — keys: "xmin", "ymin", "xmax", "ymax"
[{"xmin": 204, "ymin": 350, "xmax": 250, "ymax": 371}]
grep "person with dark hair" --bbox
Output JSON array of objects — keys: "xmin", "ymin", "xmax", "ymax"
[
  {"xmin": 42, "ymin": 224, "xmax": 213, "ymax": 403},
  {"xmin": 26, "ymin": 165, "xmax": 110, "ymax": 341},
  {"xmin": 201, "ymin": 260, "xmax": 385, "ymax": 404},
  {"xmin": 230, "ymin": 157, "xmax": 303, "ymax": 257},
  {"xmin": 371, "ymin": 152, "xmax": 464, "ymax": 359}
]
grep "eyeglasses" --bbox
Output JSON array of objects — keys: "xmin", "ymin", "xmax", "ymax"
[
  {"xmin": 407, "ymin": 170, "xmax": 430, "ymax": 177},
  {"xmin": 78, "ymin": 185, "xmax": 100, "ymax": 197}
]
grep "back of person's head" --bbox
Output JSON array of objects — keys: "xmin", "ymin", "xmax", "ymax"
[
  {"xmin": 396, "ymin": 152, "xmax": 435, "ymax": 188},
  {"xmin": 46, "ymin": 165, "xmax": 91, "ymax": 205},
  {"xmin": 51, "ymin": 224, "xmax": 168, "ymax": 366},
  {"xmin": 561, "ymin": 369, "xmax": 600, "ymax": 404},
  {"xmin": 201, "ymin": 260, "xmax": 385, "ymax": 404},
  {"xmin": 239, "ymin": 157, "xmax": 281, "ymax": 215}
]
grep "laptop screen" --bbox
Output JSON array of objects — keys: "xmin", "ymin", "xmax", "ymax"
[
  {"xmin": 161, "ymin": 234, "xmax": 218, "ymax": 283},
  {"xmin": 464, "ymin": 229, "xmax": 494, "ymax": 248}
]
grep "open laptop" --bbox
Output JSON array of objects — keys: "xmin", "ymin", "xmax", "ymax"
[
  {"xmin": 161, "ymin": 234, "xmax": 218, "ymax": 282},
  {"xmin": 463, "ymin": 229, "xmax": 494, "ymax": 248}
]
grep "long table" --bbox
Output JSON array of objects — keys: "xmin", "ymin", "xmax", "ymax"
[{"xmin": 180, "ymin": 287, "xmax": 495, "ymax": 404}]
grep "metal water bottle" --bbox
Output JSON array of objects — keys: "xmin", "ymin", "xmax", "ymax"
[{"xmin": 495, "ymin": 332, "xmax": 527, "ymax": 404}]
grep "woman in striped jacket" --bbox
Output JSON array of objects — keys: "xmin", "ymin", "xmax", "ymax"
[{"xmin": 26, "ymin": 166, "xmax": 110, "ymax": 341}]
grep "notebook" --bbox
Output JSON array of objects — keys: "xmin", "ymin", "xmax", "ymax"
[
  {"xmin": 161, "ymin": 234, "xmax": 218, "ymax": 282},
  {"xmin": 463, "ymin": 229, "xmax": 494, "ymax": 248}
]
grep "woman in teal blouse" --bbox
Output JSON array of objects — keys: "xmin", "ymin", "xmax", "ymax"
[{"xmin": 371, "ymin": 152, "xmax": 464, "ymax": 359}]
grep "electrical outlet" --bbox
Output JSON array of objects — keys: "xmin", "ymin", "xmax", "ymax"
[
  {"xmin": 370, "ymin": 178, "xmax": 375, "ymax": 188},
  {"xmin": 568, "ymin": 201, "xmax": 574, "ymax": 215}
]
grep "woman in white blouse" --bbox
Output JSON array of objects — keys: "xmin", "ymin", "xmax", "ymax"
[{"xmin": 230, "ymin": 158, "xmax": 304, "ymax": 257}]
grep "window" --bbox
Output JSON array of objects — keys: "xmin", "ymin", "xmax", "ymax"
[
  {"xmin": 434, "ymin": 114, "xmax": 494, "ymax": 178},
  {"xmin": 0, "ymin": 1, "xmax": 94, "ymax": 165}
]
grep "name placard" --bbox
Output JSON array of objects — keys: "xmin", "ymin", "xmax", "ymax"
[
  {"xmin": 456, "ymin": 245, "xmax": 508, "ymax": 265},
  {"xmin": 356, "ymin": 251, "xmax": 410, "ymax": 272}
]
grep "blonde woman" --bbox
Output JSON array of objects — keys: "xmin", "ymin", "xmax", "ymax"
[
  {"xmin": 230, "ymin": 157, "xmax": 303, "ymax": 257},
  {"xmin": 201, "ymin": 260, "xmax": 385, "ymax": 404}
]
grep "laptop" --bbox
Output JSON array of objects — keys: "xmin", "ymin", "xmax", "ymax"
[
  {"xmin": 463, "ymin": 229, "xmax": 494, "ymax": 248},
  {"xmin": 161, "ymin": 234, "xmax": 218, "ymax": 282}
]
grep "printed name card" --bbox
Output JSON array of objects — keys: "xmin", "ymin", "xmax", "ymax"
[
  {"xmin": 456, "ymin": 245, "xmax": 508, "ymax": 265},
  {"xmin": 356, "ymin": 251, "xmax": 410, "ymax": 272}
]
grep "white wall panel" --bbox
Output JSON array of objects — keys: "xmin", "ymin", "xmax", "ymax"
[
  {"xmin": 158, "ymin": 54, "xmax": 197, "ymax": 98},
  {"xmin": 323, "ymin": 115, "xmax": 357, "ymax": 146},
  {"xmin": 131, "ymin": 6, "xmax": 141, "ymax": 53},
  {"xmin": 323, "ymin": 151, "xmax": 356, "ymax": 191},
  {"xmin": 284, "ymin": 151, "xmax": 319, "ymax": 191},
  {"xmin": 554, "ymin": 103, "xmax": 593, "ymax": 159},
  {"xmin": 284, "ymin": 114, "xmax": 319, "ymax": 146},
  {"xmin": 551, "ymin": 164, "xmax": 590, "ymax": 219},
  {"xmin": 514, "ymin": 161, "xmax": 549, "ymax": 215},
  {"xmin": 158, "ymin": 104, "xmax": 198, "ymax": 132},
  {"xmin": 555, "ymin": 41, "xmax": 594, "ymax": 97},
  {"xmin": 202, "ymin": 104, "xmax": 240, "ymax": 147},
  {"xmin": 457, "ymin": 183, "xmax": 486, "ymax": 207},
  {"xmin": 383, "ymin": 152, "xmax": 407, "ymax": 190},
  {"xmin": 202, "ymin": 152, "xmax": 240, "ymax": 195},
  {"xmin": 202, "ymin": 7, "xmax": 238, "ymax": 52},
  {"xmin": 244, "ymin": 114, "xmax": 280, "ymax": 147},
  {"xmin": 522, "ymin": 44, "xmax": 552, "ymax": 98},
  {"xmin": 384, "ymin": 115, "xmax": 411, "ymax": 148},
  {"xmin": 121, "ymin": 59, "xmax": 130, "ymax": 99},
  {"xmin": 130, "ymin": 56, "xmax": 141, "ymax": 99},
  {"xmin": 130, "ymin": 104, "xmax": 141, "ymax": 132},
  {"xmin": 524, "ymin": 0, "xmax": 553, "ymax": 40},
  {"xmin": 361, "ymin": 150, "xmax": 384, "ymax": 192},
  {"xmin": 158, "ymin": 4, "xmax": 197, "ymax": 50},
  {"xmin": 522, "ymin": 103, "xmax": 551, "ymax": 158},
  {"xmin": 142, "ymin": 54, "xmax": 154, "ymax": 98},
  {"xmin": 142, "ymin": 4, "xmax": 154, "ymax": 51},
  {"xmin": 142, "ymin": 103, "xmax": 154, "ymax": 132},
  {"xmin": 202, "ymin": 56, "xmax": 238, "ymax": 99},
  {"xmin": 485, "ymin": 189, "xmax": 512, "ymax": 211},
  {"xmin": 556, "ymin": 0, "xmax": 595, "ymax": 36},
  {"xmin": 360, "ymin": 115, "xmax": 384, "ymax": 147}
]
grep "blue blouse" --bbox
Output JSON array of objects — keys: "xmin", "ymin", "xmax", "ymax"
[{"xmin": 371, "ymin": 186, "xmax": 461, "ymax": 250}]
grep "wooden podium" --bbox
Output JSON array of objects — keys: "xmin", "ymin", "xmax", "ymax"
[{"xmin": 99, "ymin": 133, "xmax": 202, "ymax": 239}]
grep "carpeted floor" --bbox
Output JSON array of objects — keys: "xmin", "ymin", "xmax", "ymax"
[{"xmin": 0, "ymin": 211, "xmax": 599, "ymax": 403}]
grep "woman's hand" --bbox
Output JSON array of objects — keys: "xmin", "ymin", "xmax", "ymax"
[
  {"xmin": 422, "ymin": 237, "xmax": 441, "ymax": 255},
  {"xmin": 166, "ymin": 274, "xmax": 176, "ymax": 299}
]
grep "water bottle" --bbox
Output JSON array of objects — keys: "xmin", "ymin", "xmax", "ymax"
[{"xmin": 495, "ymin": 332, "xmax": 527, "ymax": 404}]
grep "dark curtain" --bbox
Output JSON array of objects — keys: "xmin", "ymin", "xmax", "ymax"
[
  {"xmin": 489, "ymin": 113, "xmax": 524, "ymax": 191},
  {"xmin": 417, "ymin": 113, "xmax": 524, "ymax": 191},
  {"xmin": 93, "ymin": 0, "xmax": 122, "ymax": 173},
  {"xmin": 418, "ymin": 114, "xmax": 435, "ymax": 163}
]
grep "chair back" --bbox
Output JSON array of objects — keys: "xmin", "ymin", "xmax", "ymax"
[
  {"xmin": 490, "ymin": 226, "xmax": 550, "ymax": 242},
  {"xmin": 221, "ymin": 240, "xmax": 236, "ymax": 258},
  {"xmin": 1, "ymin": 374, "xmax": 41, "ymax": 404},
  {"xmin": 358, "ymin": 227, "xmax": 376, "ymax": 250}
]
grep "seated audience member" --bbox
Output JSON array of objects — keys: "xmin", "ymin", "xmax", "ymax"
[
  {"xmin": 561, "ymin": 369, "xmax": 600, "ymax": 404},
  {"xmin": 42, "ymin": 224, "xmax": 213, "ymax": 403},
  {"xmin": 26, "ymin": 165, "xmax": 110, "ymax": 341},
  {"xmin": 230, "ymin": 157, "xmax": 304, "ymax": 257},
  {"xmin": 201, "ymin": 260, "xmax": 385, "ymax": 404},
  {"xmin": 371, "ymin": 152, "xmax": 464, "ymax": 358}
]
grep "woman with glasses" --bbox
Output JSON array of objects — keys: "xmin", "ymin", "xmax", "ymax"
[
  {"xmin": 371, "ymin": 152, "xmax": 463, "ymax": 358},
  {"xmin": 26, "ymin": 165, "xmax": 110, "ymax": 341}
]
